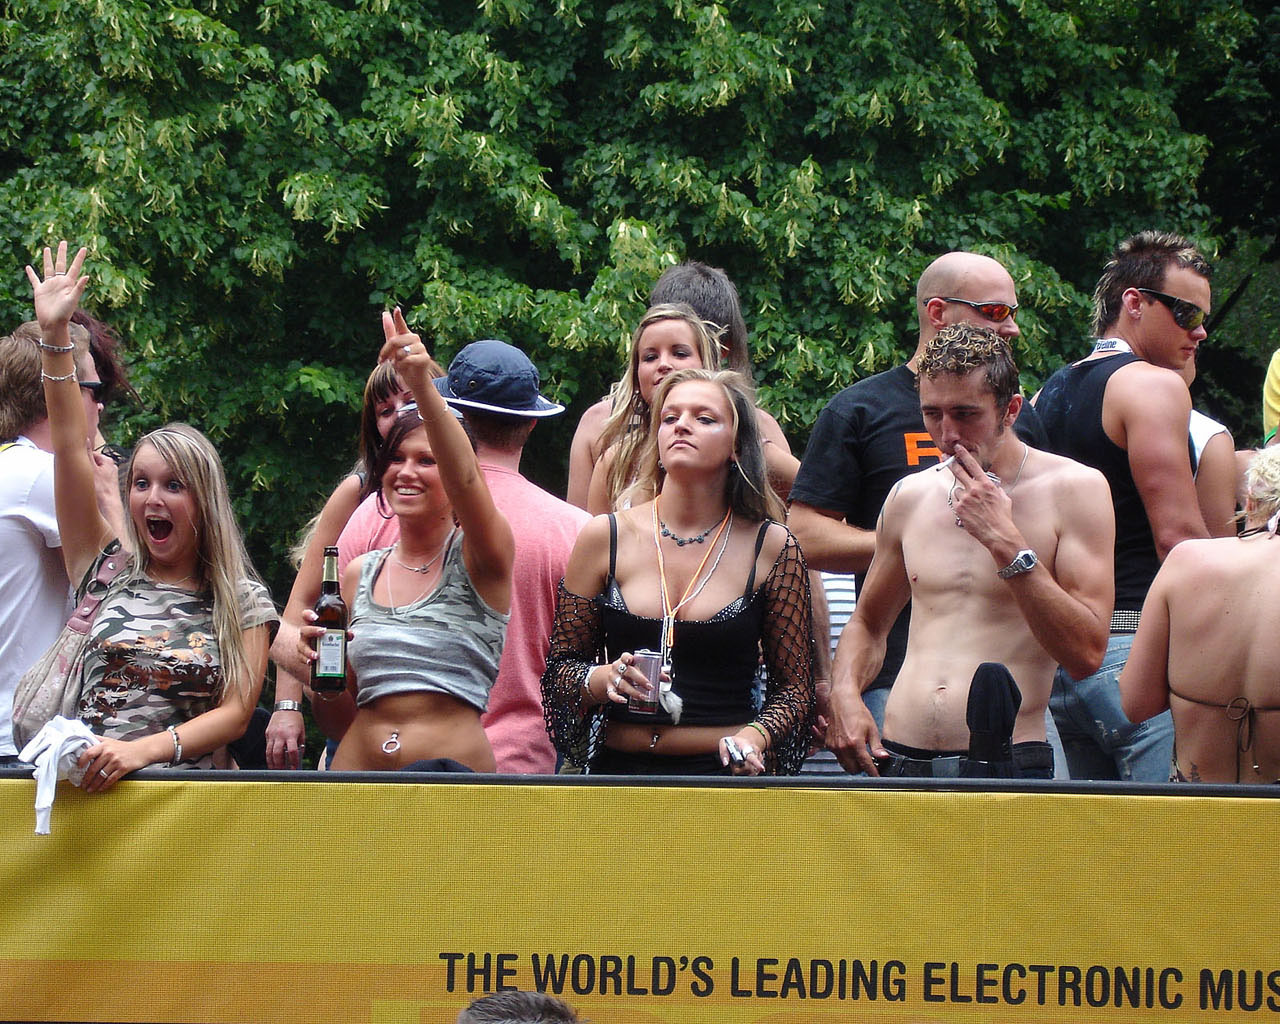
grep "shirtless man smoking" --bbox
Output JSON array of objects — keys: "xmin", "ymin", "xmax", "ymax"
[{"xmin": 825, "ymin": 323, "xmax": 1115, "ymax": 777}]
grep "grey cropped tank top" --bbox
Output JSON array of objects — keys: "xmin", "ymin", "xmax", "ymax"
[{"xmin": 348, "ymin": 531, "xmax": 508, "ymax": 713}]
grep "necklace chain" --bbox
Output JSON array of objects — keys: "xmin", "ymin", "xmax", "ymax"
[
  {"xmin": 388, "ymin": 528, "xmax": 455, "ymax": 614},
  {"xmin": 393, "ymin": 534, "xmax": 451, "ymax": 574},
  {"xmin": 152, "ymin": 572, "xmax": 195, "ymax": 588},
  {"xmin": 946, "ymin": 444, "xmax": 1029, "ymax": 527},
  {"xmin": 658, "ymin": 515, "xmax": 721, "ymax": 547}
]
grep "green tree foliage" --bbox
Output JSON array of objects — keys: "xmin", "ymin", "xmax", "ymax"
[{"xmin": 0, "ymin": 0, "xmax": 1273, "ymax": 600}]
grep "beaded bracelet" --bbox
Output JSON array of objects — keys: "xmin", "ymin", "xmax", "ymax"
[
  {"xmin": 745, "ymin": 721, "xmax": 770, "ymax": 747},
  {"xmin": 167, "ymin": 725, "xmax": 183, "ymax": 766},
  {"xmin": 41, "ymin": 369, "xmax": 77, "ymax": 383},
  {"xmin": 38, "ymin": 340, "xmax": 75, "ymax": 353}
]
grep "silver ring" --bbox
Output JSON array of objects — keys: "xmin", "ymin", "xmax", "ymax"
[
  {"xmin": 99, "ymin": 769, "xmax": 109, "ymax": 778},
  {"xmin": 615, "ymin": 661, "xmax": 625, "ymax": 674},
  {"xmin": 402, "ymin": 344, "xmax": 411, "ymax": 356},
  {"xmin": 613, "ymin": 673, "xmax": 623, "ymax": 687}
]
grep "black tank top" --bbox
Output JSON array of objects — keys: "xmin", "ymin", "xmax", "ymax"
[
  {"xmin": 599, "ymin": 514, "xmax": 770, "ymax": 726},
  {"xmin": 1035, "ymin": 354, "xmax": 1157, "ymax": 609}
]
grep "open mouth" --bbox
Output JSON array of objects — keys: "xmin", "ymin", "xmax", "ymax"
[{"xmin": 146, "ymin": 518, "xmax": 173, "ymax": 541}]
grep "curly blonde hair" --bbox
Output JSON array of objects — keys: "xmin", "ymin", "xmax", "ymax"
[
  {"xmin": 1245, "ymin": 447, "xmax": 1280, "ymax": 526},
  {"xmin": 917, "ymin": 322, "xmax": 1019, "ymax": 408}
]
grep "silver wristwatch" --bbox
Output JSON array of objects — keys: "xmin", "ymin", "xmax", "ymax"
[{"xmin": 996, "ymin": 548, "xmax": 1038, "ymax": 579}]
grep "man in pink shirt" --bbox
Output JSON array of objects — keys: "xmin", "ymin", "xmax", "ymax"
[{"xmin": 338, "ymin": 341, "xmax": 588, "ymax": 772}]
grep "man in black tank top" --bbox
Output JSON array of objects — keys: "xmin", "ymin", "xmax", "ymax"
[{"xmin": 1033, "ymin": 231, "xmax": 1213, "ymax": 781}]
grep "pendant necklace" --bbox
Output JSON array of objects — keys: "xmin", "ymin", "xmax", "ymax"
[
  {"xmin": 652, "ymin": 498, "xmax": 733, "ymax": 677},
  {"xmin": 393, "ymin": 531, "xmax": 452, "ymax": 574},
  {"xmin": 658, "ymin": 515, "xmax": 721, "ymax": 547},
  {"xmin": 946, "ymin": 444, "xmax": 1030, "ymax": 528},
  {"xmin": 387, "ymin": 528, "xmax": 455, "ymax": 614}
]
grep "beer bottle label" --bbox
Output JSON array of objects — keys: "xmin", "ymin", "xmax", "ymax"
[{"xmin": 315, "ymin": 628, "xmax": 347, "ymax": 678}]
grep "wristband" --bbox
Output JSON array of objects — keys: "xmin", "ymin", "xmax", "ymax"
[
  {"xmin": 745, "ymin": 721, "xmax": 770, "ymax": 747},
  {"xmin": 167, "ymin": 725, "xmax": 183, "ymax": 766},
  {"xmin": 38, "ymin": 340, "xmax": 75, "ymax": 353},
  {"xmin": 273, "ymin": 700, "xmax": 304, "ymax": 713}
]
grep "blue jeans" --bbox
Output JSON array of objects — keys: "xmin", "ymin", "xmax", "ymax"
[{"xmin": 1049, "ymin": 632, "xmax": 1173, "ymax": 782}]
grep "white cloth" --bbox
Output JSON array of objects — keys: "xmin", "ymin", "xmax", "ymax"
[
  {"xmin": 1189, "ymin": 408, "xmax": 1229, "ymax": 477},
  {"xmin": 0, "ymin": 438, "xmax": 74, "ymax": 755},
  {"xmin": 19, "ymin": 715, "xmax": 97, "ymax": 835}
]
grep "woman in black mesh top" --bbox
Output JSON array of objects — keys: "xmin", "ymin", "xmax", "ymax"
[{"xmin": 542, "ymin": 369, "xmax": 815, "ymax": 775}]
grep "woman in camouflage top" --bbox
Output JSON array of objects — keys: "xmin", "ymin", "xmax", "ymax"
[{"xmin": 29, "ymin": 242, "xmax": 277, "ymax": 789}]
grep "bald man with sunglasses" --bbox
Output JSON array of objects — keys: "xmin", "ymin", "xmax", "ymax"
[
  {"xmin": 1033, "ymin": 230, "xmax": 1213, "ymax": 782},
  {"xmin": 789, "ymin": 252, "xmax": 1047, "ymax": 745}
]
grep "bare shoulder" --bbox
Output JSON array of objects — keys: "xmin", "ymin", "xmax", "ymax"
[
  {"xmin": 573, "ymin": 398, "xmax": 612, "ymax": 442},
  {"xmin": 573, "ymin": 512, "xmax": 614, "ymax": 554},
  {"xmin": 1106, "ymin": 359, "xmax": 1189, "ymax": 411},
  {"xmin": 1032, "ymin": 447, "xmax": 1109, "ymax": 495},
  {"xmin": 755, "ymin": 518, "xmax": 796, "ymax": 562},
  {"xmin": 886, "ymin": 465, "xmax": 936, "ymax": 504},
  {"xmin": 562, "ymin": 513, "xmax": 614, "ymax": 591},
  {"xmin": 753, "ymin": 405, "xmax": 789, "ymax": 448}
]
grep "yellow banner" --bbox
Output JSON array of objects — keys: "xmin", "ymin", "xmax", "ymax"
[{"xmin": 2, "ymin": 777, "xmax": 1278, "ymax": 1022}]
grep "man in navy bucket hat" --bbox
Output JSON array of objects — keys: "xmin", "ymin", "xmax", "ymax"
[
  {"xmin": 435, "ymin": 340, "xmax": 564, "ymax": 418},
  {"xmin": 435, "ymin": 340, "xmax": 588, "ymax": 773}
]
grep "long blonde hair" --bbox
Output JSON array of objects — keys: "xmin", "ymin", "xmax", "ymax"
[
  {"xmin": 123, "ymin": 423, "xmax": 265, "ymax": 701},
  {"xmin": 622, "ymin": 368, "xmax": 786, "ymax": 523},
  {"xmin": 597, "ymin": 303, "xmax": 721, "ymax": 509}
]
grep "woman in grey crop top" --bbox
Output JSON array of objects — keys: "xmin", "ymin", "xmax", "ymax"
[
  {"xmin": 543, "ymin": 369, "xmax": 816, "ymax": 776},
  {"xmin": 300, "ymin": 311, "xmax": 513, "ymax": 771}
]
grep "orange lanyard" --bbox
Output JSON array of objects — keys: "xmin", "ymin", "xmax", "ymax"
[{"xmin": 652, "ymin": 498, "xmax": 732, "ymax": 658}]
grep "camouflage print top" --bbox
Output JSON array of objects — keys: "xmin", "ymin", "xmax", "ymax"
[{"xmin": 75, "ymin": 547, "xmax": 278, "ymax": 768}]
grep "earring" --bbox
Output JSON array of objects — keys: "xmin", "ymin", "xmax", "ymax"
[
  {"xmin": 657, "ymin": 458, "xmax": 664, "ymax": 472},
  {"xmin": 375, "ymin": 490, "xmax": 394, "ymax": 521}
]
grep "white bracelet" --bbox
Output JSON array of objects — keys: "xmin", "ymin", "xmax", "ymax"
[
  {"xmin": 167, "ymin": 725, "xmax": 183, "ymax": 765},
  {"xmin": 580, "ymin": 666, "xmax": 597, "ymax": 703},
  {"xmin": 41, "ymin": 369, "xmax": 77, "ymax": 383},
  {"xmin": 38, "ymin": 340, "xmax": 75, "ymax": 353}
]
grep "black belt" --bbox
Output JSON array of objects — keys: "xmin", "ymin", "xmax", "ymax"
[{"xmin": 876, "ymin": 742, "xmax": 1054, "ymax": 778}]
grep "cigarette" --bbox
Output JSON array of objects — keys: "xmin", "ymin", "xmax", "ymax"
[{"xmin": 935, "ymin": 454, "xmax": 957, "ymax": 472}]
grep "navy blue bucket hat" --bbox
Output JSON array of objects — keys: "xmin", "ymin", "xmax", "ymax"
[{"xmin": 433, "ymin": 340, "xmax": 564, "ymax": 418}]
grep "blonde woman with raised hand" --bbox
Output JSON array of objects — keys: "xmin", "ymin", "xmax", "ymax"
[{"xmin": 29, "ymin": 242, "xmax": 277, "ymax": 789}]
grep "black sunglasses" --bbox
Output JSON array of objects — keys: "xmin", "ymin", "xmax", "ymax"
[
  {"xmin": 95, "ymin": 442, "xmax": 129, "ymax": 465},
  {"xmin": 933, "ymin": 296, "xmax": 1018, "ymax": 322},
  {"xmin": 1136, "ymin": 288, "xmax": 1206, "ymax": 331},
  {"xmin": 78, "ymin": 380, "xmax": 105, "ymax": 399}
]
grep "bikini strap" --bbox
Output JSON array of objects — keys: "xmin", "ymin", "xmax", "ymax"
[
  {"xmin": 607, "ymin": 513, "xmax": 618, "ymax": 580},
  {"xmin": 742, "ymin": 521, "xmax": 771, "ymax": 597}
]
